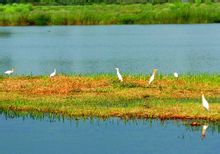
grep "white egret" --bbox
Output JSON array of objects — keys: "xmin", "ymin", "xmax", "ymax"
[
  {"xmin": 4, "ymin": 68, "xmax": 14, "ymax": 75},
  {"xmin": 174, "ymin": 72, "xmax": 178, "ymax": 78},
  {"xmin": 202, "ymin": 124, "xmax": 208, "ymax": 139},
  {"xmin": 115, "ymin": 68, "xmax": 123, "ymax": 82},
  {"xmin": 148, "ymin": 69, "xmax": 158, "ymax": 85},
  {"xmin": 50, "ymin": 68, "xmax": 56, "ymax": 78},
  {"xmin": 202, "ymin": 93, "xmax": 209, "ymax": 111}
]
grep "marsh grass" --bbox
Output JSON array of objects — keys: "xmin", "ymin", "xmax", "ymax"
[
  {"xmin": 1, "ymin": 3, "xmax": 220, "ymax": 25},
  {"xmin": 0, "ymin": 74, "xmax": 220, "ymax": 121},
  {"xmin": 2, "ymin": 108, "xmax": 220, "ymax": 134}
]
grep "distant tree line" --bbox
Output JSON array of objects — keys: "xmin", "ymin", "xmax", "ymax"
[{"xmin": 0, "ymin": 0, "xmax": 218, "ymax": 5}]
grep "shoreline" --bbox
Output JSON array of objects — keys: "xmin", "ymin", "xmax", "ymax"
[
  {"xmin": 0, "ymin": 74, "xmax": 220, "ymax": 121},
  {"xmin": 1, "ymin": 3, "xmax": 220, "ymax": 26}
]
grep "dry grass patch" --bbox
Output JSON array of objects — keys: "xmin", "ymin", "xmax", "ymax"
[{"xmin": 0, "ymin": 74, "xmax": 220, "ymax": 121}]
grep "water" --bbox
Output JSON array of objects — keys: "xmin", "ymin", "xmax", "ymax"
[
  {"xmin": 1, "ymin": 25, "xmax": 219, "ymax": 153},
  {"xmin": 1, "ymin": 24, "xmax": 220, "ymax": 75},
  {"xmin": 0, "ymin": 112, "xmax": 219, "ymax": 154}
]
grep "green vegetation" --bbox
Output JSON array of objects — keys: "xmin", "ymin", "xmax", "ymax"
[
  {"xmin": 2, "ymin": 109, "xmax": 220, "ymax": 134},
  {"xmin": 0, "ymin": 0, "xmax": 215, "ymax": 5},
  {"xmin": 0, "ymin": 74, "xmax": 220, "ymax": 121},
  {"xmin": 1, "ymin": 3, "xmax": 220, "ymax": 25}
]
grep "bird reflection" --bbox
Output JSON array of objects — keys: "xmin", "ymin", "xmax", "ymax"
[{"xmin": 202, "ymin": 124, "xmax": 208, "ymax": 139}]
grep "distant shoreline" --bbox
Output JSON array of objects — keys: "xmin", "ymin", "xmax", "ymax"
[
  {"xmin": 0, "ymin": 74, "xmax": 219, "ymax": 121},
  {"xmin": 1, "ymin": 3, "xmax": 220, "ymax": 26}
]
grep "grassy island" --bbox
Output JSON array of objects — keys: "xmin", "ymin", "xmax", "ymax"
[
  {"xmin": 1, "ymin": 3, "xmax": 220, "ymax": 25},
  {"xmin": 0, "ymin": 74, "xmax": 220, "ymax": 121}
]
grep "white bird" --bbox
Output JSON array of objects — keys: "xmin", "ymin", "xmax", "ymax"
[
  {"xmin": 202, "ymin": 124, "xmax": 208, "ymax": 139},
  {"xmin": 202, "ymin": 93, "xmax": 209, "ymax": 111},
  {"xmin": 148, "ymin": 69, "xmax": 158, "ymax": 85},
  {"xmin": 174, "ymin": 72, "xmax": 178, "ymax": 78},
  {"xmin": 50, "ymin": 68, "xmax": 56, "ymax": 78},
  {"xmin": 115, "ymin": 68, "xmax": 123, "ymax": 82},
  {"xmin": 4, "ymin": 68, "xmax": 14, "ymax": 75}
]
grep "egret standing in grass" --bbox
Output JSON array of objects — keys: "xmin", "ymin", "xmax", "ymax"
[
  {"xmin": 4, "ymin": 68, "xmax": 14, "ymax": 75},
  {"xmin": 148, "ymin": 69, "xmax": 157, "ymax": 85},
  {"xmin": 202, "ymin": 92, "xmax": 209, "ymax": 111},
  {"xmin": 202, "ymin": 124, "xmax": 208, "ymax": 139},
  {"xmin": 115, "ymin": 68, "xmax": 123, "ymax": 82},
  {"xmin": 50, "ymin": 68, "xmax": 56, "ymax": 78},
  {"xmin": 174, "ymin": 72, "xmax": 178, "ymax": 78}
]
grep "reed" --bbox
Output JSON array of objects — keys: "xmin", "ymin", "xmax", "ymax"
[{"xmin": 1, "ymin": 3, "xmax": 220, "ymax": 25}]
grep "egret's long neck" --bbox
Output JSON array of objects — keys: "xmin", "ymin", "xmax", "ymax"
[
  {"xmin": 54, "ymin": 69, "xmax": 56, "ymax": 73},
  {"xmin": 116, "ymin": 69, "xmax": 120, "ymax": 74}
]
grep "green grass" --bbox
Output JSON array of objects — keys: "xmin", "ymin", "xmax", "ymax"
[
  {"xmin": 0, "ymin": 74, "xmax": 220, "ymax": 121},
  {"xmin": 1, "ymin": 3, "xmax": 220, "ymax": 25}
]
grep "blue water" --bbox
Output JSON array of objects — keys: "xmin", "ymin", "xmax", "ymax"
[
  {"xmin": 0, "ymin": 25, "xmax": 220, "ymax": 153},
  {"xmin": 0, "ymin": 113, "xmax": 219, "ymax": 154},
  {"xmin": 0, "ymin": 24, "xmax": 220, "ymax": 75}
]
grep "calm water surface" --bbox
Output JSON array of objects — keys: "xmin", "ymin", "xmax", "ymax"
[
  {"xmin": 0, "ymin": 112, "xmax": 219, "ymax": 154},
  {"xmin": 0, "ymin": 25, "xmax": 220, "ymax": 153},
  {"xmin": 0, "ymin": 24, "xmax": 220, "ymax": 75}
]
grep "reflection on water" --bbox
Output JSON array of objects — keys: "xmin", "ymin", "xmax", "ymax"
[
  {"xmin": 202, "ymin": 124, "xmax": 209, "ymax": 140},
  {"xmin": 0, "ymin": 56, "xmax": 13, "ymax": 71},
  {"xmin": 0, "ymin": 110, "xmax": 219, "ymax": 154},
  {"xmin": 0, "ymin": 31, "xmax": 11, "ymax": 37},
  {"xmin": 1, "ymin": 25, "xmax": 220, "ymax": 75}
]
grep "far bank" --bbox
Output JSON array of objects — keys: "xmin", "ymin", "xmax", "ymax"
[{"xmin": 1, "ymin": 3, "xmax": 220, "ymax": 25}]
